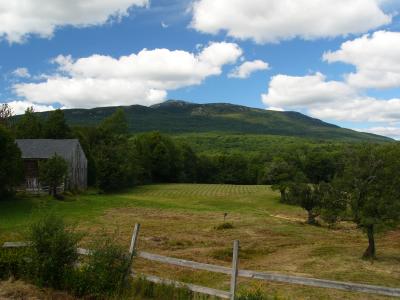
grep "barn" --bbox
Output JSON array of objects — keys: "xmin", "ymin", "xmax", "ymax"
[{"xmin": 16, "ymin": 139, "xmax": 87, "ymax": 192}]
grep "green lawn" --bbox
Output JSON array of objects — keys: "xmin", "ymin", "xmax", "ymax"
[{"xmin": 1, "ymin": 184, "xmax": 399, "ymax": 299}]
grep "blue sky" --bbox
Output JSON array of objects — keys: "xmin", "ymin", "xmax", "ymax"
[{"xmin": 1, "ymin": 0, "xmax": 400, "ymax": 138}]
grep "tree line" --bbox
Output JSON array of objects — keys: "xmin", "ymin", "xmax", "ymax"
[{"xmin": 1, "ymin": 104, "xmax": 400, "ymax": 259}]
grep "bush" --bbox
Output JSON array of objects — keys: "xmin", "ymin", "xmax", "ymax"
[
  {"xmin": 28, "ymin": 214, "xmax": 80, "ymax": 289},
  {"xmin": 70, "ymin": 238, "xmax": 132, "ymax": 297},
  {"xmin": 0, "ymin": 248, "xmax": 28, "ymax": 280},
  {"xmin": 215, "ymin": 222, "xmax": 234, "ymax": 230}
]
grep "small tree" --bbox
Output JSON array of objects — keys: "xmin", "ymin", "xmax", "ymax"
[
  {"xmin": 263, "ymin": 157, "xmax": 301, "ymax": 202},
  {"xmin": 336, "ymin": 144, "xmax": 400, "ymax": 259},
  {"xmin": 39, "ymin": 154, "xmax": 68, "ymax": 198},
  {"xmin": 43, "ymin": 109, "xmax": 71, "ymax": 139},
  {"xmin": 15, "ymin": 107, "xmax": 43, "ymax": 138},
  {"xmin": 99, "ymin": 108, "xmax": 129, "ymax": 135},
  {"xmin": 0, "ymin": 103, "xmax": 13, "ymax": 128},
  {"xmin": 287, "ymin": 182, "xmax": 324, "ymax": 225},
  {"xmin": 0, "ymin": 126, "xmax": 23, "ymax": 198}
]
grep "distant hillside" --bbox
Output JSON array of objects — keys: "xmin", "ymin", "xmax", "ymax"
[{"xmin": 34, "ymin": 100, "xmax": 391, "ymax": 142}]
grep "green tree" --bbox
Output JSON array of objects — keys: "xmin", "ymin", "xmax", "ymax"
[
  {"xmin": 94, "ymin": 110, "xmax": 138, "ymax": 192},
  {"xmin": 0, "ymin": 103, "xmax": 13, "ymax": 128},
  {"xmin": 43, "ymin": 109, "xmax": 71, "ymax": 139},
  {"xmin": 15, "ymin": 107, "xmax": 43, "ymax": 138},
  {"xmin": 180, "ymin": 144, "xmax": 198, "ymax": 182},
  {"xmin": 95, "ymin": 134, "xmax": 137, "ymax": 192},
  {"xmin": 336, "ymin": 144, "xmax": 400, "ymax": 258},
  {"xmin": 39, "ymin": 154, "xmax": 68, "ymax": 198},
  {"xmin": 262, "ymin": 157, "xmax": 300, "ymax": 202},
  {"xmin": 0, "ymin": 126, "xmax": 22, "ymax": 198},
  {"xmin": 99, "ymin": 108, "xmax": 128, "ymax": 135},
  {"xmin": 303, "ymin": 149, "xmax": 338, "ymax": 184},
  {"xmin": 287, "ymin": 182, "xmax": 325, "ymax": 225}
]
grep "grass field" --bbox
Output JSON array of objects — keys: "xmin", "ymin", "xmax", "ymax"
[{"xmin": 1, "ymin": 184, "xmax": 399, "ymax": 299}]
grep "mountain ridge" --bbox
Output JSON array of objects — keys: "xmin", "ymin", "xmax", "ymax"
[{"xmin": 32, "ymin": 100, "xmax": 391, "ymax": 142}]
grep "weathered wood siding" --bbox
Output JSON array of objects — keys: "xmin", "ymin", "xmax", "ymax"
[{"xmin": 67, "ymin": 143, "xmax": 87, "ymax": 190}]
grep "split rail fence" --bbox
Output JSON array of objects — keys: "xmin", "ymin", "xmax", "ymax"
[{"xmin": 3, "ymin": 223, "xmax": 400, "ymax": 299}]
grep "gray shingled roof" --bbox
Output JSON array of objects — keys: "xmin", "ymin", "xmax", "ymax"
[{"xmin": 16, "ymin": 139, "xmax": 80, "ymax": 160}]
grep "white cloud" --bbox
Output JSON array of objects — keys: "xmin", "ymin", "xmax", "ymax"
[
  {"xmin": 357, "ymin": 127, "xmax": 400, "ymax": 140},
  {"xmin": 6, "ymin": 100, "xmax": 55, "ymax": 115},
  {"xmin": 13, "ymin": 42, "xmax": 243, "ymax": 109},
  {"xmin": 190, "ymin": 0, "xmax": 391, "ymax": 44},
  {"xmin": 324, "ymin": 31, "xmax": 400, "ymax": 89},
  {"xmin": 228, "ymin": 60, "xmax": 269, "ymax": 79},
  {"xmin": 262, "ymin": 73, "xmax": 356, "ymax": 108},
  {"xmin": 0, "ymin": 0, "xmax": 149, "ymax": 43},
  {"xmin": 261, "ymin": 72, "xmax": 400, "ymax": 123},
  {"xmin": 12, "ymin": 68, "xmax": 31, "ymax": 78}
]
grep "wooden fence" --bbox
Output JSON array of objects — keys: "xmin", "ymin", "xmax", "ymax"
[{"xmin": 3, "ymin": 223, "xmax": 400, "ymax": 299}]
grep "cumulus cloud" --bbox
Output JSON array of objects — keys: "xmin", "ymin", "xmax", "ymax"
[
  {"xmin": 228, "ymin": 60, "xmax": 269, "ymax": 79},
  {"xmin": 324, "ymin": 31, "xmax": 400, "ymax": 89},
  {"xmin": 6, "ymin": 100, "xmax": 56, "ymax": 115},
  {"xmin": 262, "ymin": 73, "xmax": 356, "ymax": 108},
  {"xmin": 12, "ymin": 68, "xmax": 31, "ymax": 78},
  {"xmin": 13, "ymin": 42, "xmax": 243, "ymax": 109},
  {"xmin": 190, "ymin": 0, "xmax": 391, "ymax": 43},
  {"xmin": 261, "ymin": 72, "xmax": 400, "ymax": 123},
  {"xmin": 0, "ymin": 0, "xmax": 149, "ymax": 43}
]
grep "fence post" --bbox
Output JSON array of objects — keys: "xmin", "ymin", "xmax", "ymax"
[
  {"xmin": 129, "ymin": 223, "xmax": 141, "ymax": 256},
  {"xmin": 230, "ymin": 240, "xmax": 239, "ymax": 300},
  {"xmin": 129, "ymin": 223, "xmax": 141, "ymax": 277}
]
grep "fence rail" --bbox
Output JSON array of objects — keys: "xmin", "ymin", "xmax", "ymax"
[{"xmin": 3, "ymin": 223, "xmax": 400, "ymax": 298}]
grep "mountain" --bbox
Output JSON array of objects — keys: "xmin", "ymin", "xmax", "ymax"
[{"xmin": 36, "ymin": 100, "xmax": 391, "ymax": 142}]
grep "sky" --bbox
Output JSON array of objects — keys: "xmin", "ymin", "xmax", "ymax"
[{"xmin": 1, "ymin": 0, "xmax": 400, "ymax": 138}]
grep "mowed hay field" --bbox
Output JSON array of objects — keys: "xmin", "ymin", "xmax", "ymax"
[{"xmin": 0, "ymin": 184, "xmax": 399, "ymax": 299}]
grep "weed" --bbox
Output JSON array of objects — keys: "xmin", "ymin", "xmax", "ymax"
[
  {"xmin": 27, "ymin": 214, "xmax": 80, "ymax": 289},
  {"xmin": 215, "ymin": 222, "xmax": 234, "ymax": 230}
]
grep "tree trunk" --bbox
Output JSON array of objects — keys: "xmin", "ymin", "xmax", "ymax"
[
  {"xmin": 52, "ymin": 185, "xmax": 57, "ymax": 198},
  {"xmin": 307, "ymin": 210, "xmax": 316, "ymax": 225},
  {"xmin": 279, "ymin": 188, "xmax": 286, "ymax": 202},
  {"xmin": 363, "ymin": 225, "xmax": 376, "ymax": 259}
]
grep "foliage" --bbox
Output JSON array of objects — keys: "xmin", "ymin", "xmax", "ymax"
[
  {"xmin": 39, "ymin": 154, "xmax": 68, "ymax": 197},
  {"xmin": 287, "ymin": 183, "xmax": 323, "ymax": 225},
  {"xmin": 0, "ymin": 248, "xmax": 28, "ymax": 280},
  {"xmin": 0, "ymin": 125, "xmax": 23, "ymax": 199},
  {"xmin": 43, "ymin": 109, "xmax": 71, "ymax": 139},
  {"xmin": 70, "ymin": 238, "xmax": 132, "ymax": 297},
  {"xmin": 134, "ymin": 132, "xmax": 183, "ymax": 183},
  {"xmin": 333, "ymin": 144, "xmax": 400, "ymax": 258},
  {"xmin": 0, "ymin": 103, "xmax": 13, "ymax": 128},
  {"xmin": 28, "ymin": 214, "xmax": 80, "ymax": 289},
  {"xmin": 15, "ymin": 107, "xmax": 43, "ymax": 138},
  {"xmin": 262, "ymin": 157, "xmax": 301, "ymax": 202},
  {"xmin": 215, "ymin": 222, "xmax": 234, "ymax": 230},
  {"xmin": 98, "ymin": 107, "xmax": 129, "ymax": 135}
]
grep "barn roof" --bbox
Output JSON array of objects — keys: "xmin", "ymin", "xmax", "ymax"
[{"xmin": 16, "ymin": 139, "xmax": 81, "ymax": 160}]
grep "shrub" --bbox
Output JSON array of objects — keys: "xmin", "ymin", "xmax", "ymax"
[
  {"xmin": 215, "ymin": 222, "xmax": 234, "ymax": 230},
  {"xmin": 70, "ymin": 238, "xmax": 132, "ymax": 297},
  {"xmin": 28, "ymin": 214, "xmax": 80, "ymax": 289},
  {"xmin": 0, "ymin": 248, "xmax": 28, "ymax": 280}
]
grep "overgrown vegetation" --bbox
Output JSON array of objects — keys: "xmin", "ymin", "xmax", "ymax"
[
  {"xmin": 39, "ymin": 154, "xmax": 68, "ymax": 198},
  {"xmin": 28, "ymin": 214, "xmax": 80, "ymax": 289}
]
